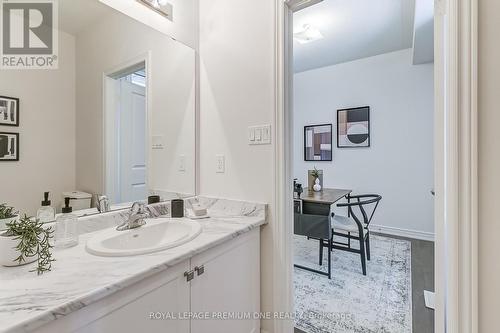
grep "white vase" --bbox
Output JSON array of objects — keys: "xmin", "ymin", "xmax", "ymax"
[
  {"xmin": 0, "ymin": 230, "xmax": 37, "ymax": 267},
  {"xmin": 313, "ymin": 178, "xmax": 322, "ymax": 192}
]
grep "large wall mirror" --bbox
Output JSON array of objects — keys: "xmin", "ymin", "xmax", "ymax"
[{"xmin": 0, "ymin": 0, "xmax": 196, "ymax": 222}]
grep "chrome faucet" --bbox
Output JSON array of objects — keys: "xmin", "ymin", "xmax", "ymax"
[
  {"xmin": 95, "ymin": 195, "xmax": 110, "ymax": 213},
  {"xmin": 116, "ymin": 202, "xmax": 149, "ymax": 231}
]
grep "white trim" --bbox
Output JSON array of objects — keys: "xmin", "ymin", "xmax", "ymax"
[
  {"xmin": 438, "ymin": 0, "xmax": 478, "ymax": 332},
  {"xmin": 272, "ymin": 1, "xmax": 294, "ymax": 333},
  {"xmin": 433, "ymin": 0, "xmax": 446, "ymax": 329},
  {"xmin": 274, "ymin": 1, "xmax": 478, "ymax": 333},
  {"xmin": 370, "ymin": 224, "xmax": 435, "ymax": 242}
]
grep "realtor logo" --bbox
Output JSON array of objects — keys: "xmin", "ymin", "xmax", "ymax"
[{"xmin": 1, "ymin": 0, "xmax": 58, "ymax": 69}]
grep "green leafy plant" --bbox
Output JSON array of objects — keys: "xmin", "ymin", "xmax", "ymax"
[
  {"xmin": 311, "ymin": 167, "xmax": 320, "ymax": 179},
  {"xmin": 0, "ymin": 203, "xmax": 18, "ymax": 220},
  {"xmin": 3, "ymin": 215, "xmax": 55, "ymax": 275}
]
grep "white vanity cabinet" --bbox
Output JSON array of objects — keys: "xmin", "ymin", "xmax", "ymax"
[
  {"xmin": 190, "ymin": 228, "xmax": 260, "ymax": 333},
  {"xmin": 36, "ymin": 229, "xmax": 260, "ymax": 333}
]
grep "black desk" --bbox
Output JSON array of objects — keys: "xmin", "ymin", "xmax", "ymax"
[{"xmin": 294, "ymin": 188, "xmax": 352, "ymax": 279}]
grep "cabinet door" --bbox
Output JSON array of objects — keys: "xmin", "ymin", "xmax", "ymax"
[
  {"xmin": 74, "ymin": 261, "xmax": 190, "ymax": 333},
  {"xmin": 190, "ymin": 229, "xmax": 260, "ymax": 333}
]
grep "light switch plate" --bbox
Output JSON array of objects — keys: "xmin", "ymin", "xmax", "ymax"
[
  {"xmin": 248, "ymin": 125, "xmax": 271, "ymax": 145},
  {"xmin": 216, "ymin": 155, "xmax": 225, "ymax": 173}
]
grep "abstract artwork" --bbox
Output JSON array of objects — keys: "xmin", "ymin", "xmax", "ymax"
[
  {"xmin": 337, "ymin": 106, "xmax": 370, "ymax": 148},
  {"xmin": 0, "ymin": 132, "xmax": 19, "ymax": 161},
  {"xmin": 304, "ymin": 124, "xmax": 332, "ymax": 161},
  {"xmin": 0, "ymin": 96, "xmax": 19, "ymax": 127}
]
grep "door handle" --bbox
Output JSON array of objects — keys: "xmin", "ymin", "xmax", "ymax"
[
  {"xmin": 431, "ymin": 189, "xmax": 435, "ymax": 196},
  {"xmin": 195, "ymin": 265, "xmax": 205, "ymax": 276}
]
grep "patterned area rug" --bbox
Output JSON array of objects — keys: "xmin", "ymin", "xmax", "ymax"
[{"xmin": 294, "ymin": 234, "xmax": 412, "ymax": 333}]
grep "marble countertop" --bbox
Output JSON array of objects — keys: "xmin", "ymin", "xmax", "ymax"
[{"xmin": 0, "ymin": 197, "xmax": 266, "ymax": 333}]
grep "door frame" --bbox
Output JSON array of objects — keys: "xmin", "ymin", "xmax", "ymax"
[
  {"xmin": 102, "ymin": 52, "xmax": 153, "ymax": 203},
  {"xmin": 272, "ymin": 0, "xmax": 478, "ymax": 333}
]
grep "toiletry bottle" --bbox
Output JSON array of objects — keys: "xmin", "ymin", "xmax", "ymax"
[
  {"xmin": 55, "ymin": 197, "xmax": 79, "ymax": 248},
  {"xmin": 37, "ymin": 192, "xmax": 55, "ymax": 223}
]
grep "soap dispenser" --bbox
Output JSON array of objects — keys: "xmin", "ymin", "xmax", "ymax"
[
  {"xmin": 36, "ymin": 192, "xmax": 55, "ymax": 223},
  {"xmin": 55, "ymin": 197, "xmax": 79, "ymax": 248}
]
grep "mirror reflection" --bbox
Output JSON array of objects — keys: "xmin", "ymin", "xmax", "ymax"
[{"xmin": 0, "ymin": 0, "xmax": 196, "ymax": 225}]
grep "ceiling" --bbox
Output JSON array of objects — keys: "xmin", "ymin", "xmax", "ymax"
[
  {"xmin": 59, "ymin": 0, "xmax": 115, "ymax": 36},
  {"xmin": 293, "ymin": 0, "xmax": 418, "ymax": 73}
]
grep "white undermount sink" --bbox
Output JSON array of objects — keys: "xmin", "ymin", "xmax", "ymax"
[{"xmin": 86, "ymin": 218, "xmax": 202, "ymax": 257}]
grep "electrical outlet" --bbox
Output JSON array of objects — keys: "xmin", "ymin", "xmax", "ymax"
[
  {"xmin": 216, "ymin": 155, "xmax": 225, "ymax": 173},
  {"xmin": 179, "ymin": 155, "xmax": 186, "ymax": 172}
]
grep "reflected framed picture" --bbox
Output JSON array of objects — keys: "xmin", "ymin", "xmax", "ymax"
[
  {"xmin": 0, "ymin": 132, "xmax": 19, "ymax": 161},
  {"xmin": 0, "ymin": 96, "xmax": 19, "ymax": 127},
  {"xmin": 304, "ymin": 124, "xmax": 332, "ymax": 161},
  {"xmin": 337, "ymin": 106, "xmax": 370, "ymax": 148}
]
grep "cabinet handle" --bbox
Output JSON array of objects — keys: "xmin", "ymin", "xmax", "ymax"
[
  {"xmin": 195, "ymin": 265, "xmax": 205, "ymax": 276},
  {"xmin": 184, "ymin": 270, "xmax": 195, "ymax": 282}
]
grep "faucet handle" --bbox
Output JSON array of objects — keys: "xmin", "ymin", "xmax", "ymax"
[
  {"xmin": 95, "ymin": 194, "xmax": 110, "ymax": 213},
  {"xmin": 130, "ymin": 202, "xmax": 148, "ymax": 216}
]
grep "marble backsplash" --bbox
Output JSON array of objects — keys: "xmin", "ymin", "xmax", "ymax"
[{"xmin": 72, "ymin": 197, "xmax": 266, "ymax": 235}]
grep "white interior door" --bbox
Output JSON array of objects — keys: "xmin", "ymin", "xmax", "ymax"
[{"xmin": 119, "ymin": 80, "xmax": 147, "ymax": 203}]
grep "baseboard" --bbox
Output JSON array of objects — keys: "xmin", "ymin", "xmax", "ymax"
[{"xmin": 370, "ymin": 224, "xmax": 435, "ymax": 242}]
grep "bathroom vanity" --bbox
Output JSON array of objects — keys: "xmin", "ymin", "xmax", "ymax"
[{"xmin": 0, "ymin": 198, "xmax": 266, "ymax": 333}]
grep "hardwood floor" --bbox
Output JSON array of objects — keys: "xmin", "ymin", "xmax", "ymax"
[{"xmin": 294, "ymin": 234, "xmax": 435, "ymax": 333}]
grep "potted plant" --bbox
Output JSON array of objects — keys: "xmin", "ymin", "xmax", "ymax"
[
  {"xmin": 0, "ymin": 203, "xmax": 19, "ymax": 230},
  {"xmin": 0, "ymin": 215, "xmax": 55, "ymax": 274},
  {"xmin": 311, "ymin": 167, "xmax": 322, "ymax": 192}
]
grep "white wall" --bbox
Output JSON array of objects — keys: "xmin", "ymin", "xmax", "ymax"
[
  {"xmin": 75, "ymin": 10, "xmax": 196, "ymax": 198},
  {"xmin": 0, "ymin": 32, "xmax": 76, "ymax": 216},
  {"xmin": 198, "ymin": 0, "xmax": 275, "ymax": 330},
  {"xmin": 478, "ymin": 1, "xmax": 500, "ymax": 331},
  {"xmin": 294, "ymin": 49, "xmax": 434, "ymax": 237}
]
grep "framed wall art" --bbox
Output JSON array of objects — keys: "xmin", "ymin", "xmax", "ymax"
[
  {"xmin": 304, "ymin": 124, "xmax": 332, "ymax": 161},
  {"xmin": 0, "ymin": 132, "xmax": 19, "ymax": 161},
  {"xmin": 337, "ymin": 106, "xmax": 370, "ymax": 148},
  {"xmin": 0, "ymin": 96, "xmax": 19, "ymax": 127}
]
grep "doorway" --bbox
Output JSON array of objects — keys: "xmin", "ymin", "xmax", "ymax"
[
  {"xmin": 274, "ymin": 0, "xmax": 479, "ymax": 332},
  {"xmin": 289, "ymin": 1, "xmax": 435, "ymax": 332},
  {"xmin": 104, "ymin": 60, "xmax": 149, "ymax": 204}
]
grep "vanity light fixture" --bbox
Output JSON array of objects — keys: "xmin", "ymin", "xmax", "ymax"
[
  {"xmin": 137, "ymin": 0, "xmax": 173, "ymax": 20},
  {"xmin": 293, "ymin": 24, "xmax": 324, "ymax": 44}
]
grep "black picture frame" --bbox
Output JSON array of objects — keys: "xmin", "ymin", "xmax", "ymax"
[
  {"xmin": 0, "ymin": 132, "xmax": 19, "ymax": 161},
  {"xmin": 304, "ymin": 123, "xmax": 333, "ymax": 161},
  {"xmin": 0, "ymin": 96, "xmax": 19, "ymax": 127},
  {"xmin": 337, "ymin": 106, "xmax": 370, "ymax": 148}
]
